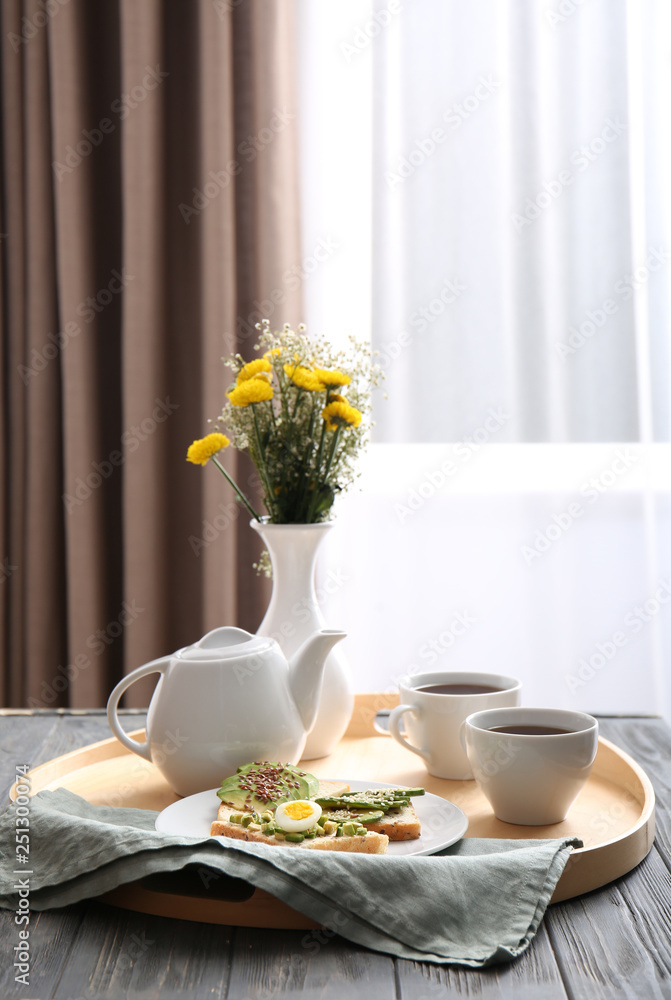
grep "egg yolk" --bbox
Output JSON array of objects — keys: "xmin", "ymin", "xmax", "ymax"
[{"xmin": 283, "ymin": 801, "xmax": 315, "ymax": 820}]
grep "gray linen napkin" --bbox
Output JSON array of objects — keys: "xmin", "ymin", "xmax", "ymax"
[{"xmin": 0, "ymin": 789, "xmax": 581, "ymax": 967}]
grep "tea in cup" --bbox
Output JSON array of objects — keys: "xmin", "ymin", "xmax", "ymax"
[
  {"xmin": 462, "ymin": 706, "xmax": 599, "ymax": 825},
  {"xmin": 388, "ymin": 671, "xmax": 521, "ymax": 779}
]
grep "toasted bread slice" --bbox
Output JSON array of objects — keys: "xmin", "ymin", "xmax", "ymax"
[
  {"xmin": 363, "ymin": 802, "xmax": 421, "ymax": 841},
  {"xmin": 211, "ymin": 779, "xmax": 389, "ymax": 853},
  {"xmin": 210, "ymin": 814, "xmax": 388, "ymax": 854}
]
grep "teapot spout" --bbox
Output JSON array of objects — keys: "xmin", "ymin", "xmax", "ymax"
[{"xmin": 289, "ymin": 630, "xmax": 346, "ymax": 734}]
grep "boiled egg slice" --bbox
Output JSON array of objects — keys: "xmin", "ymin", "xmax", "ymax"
[{"xmin": 274, "ymin": 799, "xmax": 322, "ymax": 833}]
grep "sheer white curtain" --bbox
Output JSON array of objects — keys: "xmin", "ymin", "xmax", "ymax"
[{"xmin": 295, "ymin": 0, "xmax": 671, "ymax": 719}]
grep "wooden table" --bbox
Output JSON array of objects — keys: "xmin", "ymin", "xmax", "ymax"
[{"xmin": 1, "ymin": 710, "xmax": 670, "ymax": 999}]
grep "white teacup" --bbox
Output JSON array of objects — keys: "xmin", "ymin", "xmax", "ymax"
[
  {"xmin": 462, "ymin": 706, "xmax": 599, "ymax": 825},
  {"xmin": 388, "ymin": 672, "xmax": 522, "ymax": 779}
]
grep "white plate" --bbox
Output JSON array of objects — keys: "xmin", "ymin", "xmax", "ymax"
[{"xmin": 155, "ymin": 779, "xmax": 469, "ymax": 857}]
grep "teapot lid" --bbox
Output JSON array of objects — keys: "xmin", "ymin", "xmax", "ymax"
[{"xmin": 175, "ymin": 627, "xmax": 276, "ymax": 660}]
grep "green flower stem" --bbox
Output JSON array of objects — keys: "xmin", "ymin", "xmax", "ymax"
[
  {"xmin": 304, "ymin": 417, "xmax": 328, "ymax": 523},
  {"xmin": 269, "ymin": 404, "xmax": 285, "ymax": 516},
  {"xmin": 281, "ymin": 402, "xmax": 297, "ymax": 499},
  {"xmin": 279, "ymin": 369, "xmax": 291, "ymax": 423},
  {"xmin": 296, "ymin": 399, "xmax": 319, "ymax": 522},
  {"xmin": 211, "ymin": 455, "xmax": 261, "ymax": 521},
  {"xmin": 305, "ymin": 404, "xmax": 316, "ymax": 449},
  {"xmin": 321, "ymin": 424, "xmax": 342, "ymax": 484},
  {"xmin": 331, "ymin": 441, "xmax": 349, "ymax": 471},
  {"xmin": 290, "ymin": 387, "xmax": 300, "ymax": 421},
  {"xmin": 251, "ymin": 404, "xmax": 280, "ymax": 521},
  {"xmin": 290, "ymin": 384, "xmax": 308, "ymax": 423},
  {"xmin": 313, "ymin": 413, "xmax": 327, "ymax": 473},
  {"xmin": 280, "ymin": 379, "xmax": 307, "ymax": 506}
]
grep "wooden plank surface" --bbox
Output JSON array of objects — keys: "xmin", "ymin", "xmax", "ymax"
[
  {"xmin": 50, "ymin": 903, "xmax": 234, "ymax": 1000},
  {"xmin": 544, "ymin": 717, "xmax": 671, "ymax": 1000},
  {"xmin": 545, "ymin": 854, "xmax": 671, "ymax": 1000},
  {"xmin": 0, "ymin": 712, "xmax": 669, "ymax": 999},
  {"xmin": 598, "ymin": 717, "xmax": 671, "ymax": 868},
  {"xmin": 227, "ymin": 927, "xmax": 398, "ymax": 1000},
  {"xmin": 0, "ymin": 906, "xmax": 86, "ymax": 1000},
  {"xmin": 395, "ymin": 923, "xmax": 568, "ymax": 999}
]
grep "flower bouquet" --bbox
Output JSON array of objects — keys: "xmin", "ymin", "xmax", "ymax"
[{"xmin": 187, "ymin": 320, "xmax": 381, "ymax": 524}]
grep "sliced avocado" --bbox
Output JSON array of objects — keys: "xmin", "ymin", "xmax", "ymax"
[{"xmin": 217, "ymin": 761, "xmax": 319, "ymax": 813}]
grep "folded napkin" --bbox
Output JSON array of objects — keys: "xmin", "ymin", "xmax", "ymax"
[{"xmin": 0, "ymin": 789, "xmax": 580, "ymax": 967}]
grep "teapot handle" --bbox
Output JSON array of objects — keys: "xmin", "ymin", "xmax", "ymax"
[{"xmin": 106, "ymin": 658, "xmax": 171, "ymax": 762}]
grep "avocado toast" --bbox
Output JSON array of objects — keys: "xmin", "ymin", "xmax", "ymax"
[{"xmin": 210, "ymin": 762, "xmax": 424, "ymax": 853}]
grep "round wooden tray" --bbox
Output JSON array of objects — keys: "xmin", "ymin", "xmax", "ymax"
[{"xmin": 10, "ymin": 694, "xmax": 655, "ymax": 926}]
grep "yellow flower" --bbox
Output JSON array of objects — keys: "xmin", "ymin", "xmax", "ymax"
[
  {"xmin": 328, "ymin": 393, "xmax": 347, "ymax": 404},
  {"xmin": 312, "ymin": 368, "xmax": 352, "ymax": 388},
  {"xmin": 236, "ymin": 358, "xmax": 272, "ymax": 384},
  {"xmin": 186, "ymin": 433, "xmax": 230, "ymax": 466},
  {"xmin": 263, "ymin": 347, "xmax": 282, "ymax": 360},
  {"xmin": 283, "ymin": 364, "xmax": 326, "ymax": 392},
  {"xmin": 322, "ymin": 400, "xmax": 362, "ymax": 432},
  {"xmin": 228, "ymin": 379, "xmax": 274, "ymax": 406}
]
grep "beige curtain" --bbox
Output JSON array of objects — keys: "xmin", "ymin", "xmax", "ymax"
[{"xmin": 0, "ymin": 0, "xmax": 302, "ymax": 708}]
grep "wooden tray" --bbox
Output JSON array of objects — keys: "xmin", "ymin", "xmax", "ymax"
[{"xmin": 10, "ymin": 693, "xmax": 655, "ymax": 926}]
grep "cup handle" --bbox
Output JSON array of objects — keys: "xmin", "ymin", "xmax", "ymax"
[
  {"xmin": 388, "ymin": 704, "xmax": 431, "ymax": 763},
  {"xmin": 459, "ymin": 719, "xmax": 469, "ymax": 754},
  {"xmin": 106, "ymin": 657, "xmax": 171, "ymax": 762}
]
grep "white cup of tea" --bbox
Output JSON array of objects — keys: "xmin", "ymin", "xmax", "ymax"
[
  {"xmin": 461, "ymin": 706, "xmax": 599, "ymax": 825},
  {"xmin": 388, "ymin": 672, "xmax": 522, "ymax": 779}
]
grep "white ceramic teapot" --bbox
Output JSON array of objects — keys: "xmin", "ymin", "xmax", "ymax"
[{"xmin": 106, "ymin": 626, "xmax": 346, "ymax": 796}]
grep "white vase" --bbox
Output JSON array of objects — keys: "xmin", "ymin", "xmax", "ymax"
[{"xmin": 250, "ymin": 519, "xmax": 353, "ymax": 759}]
